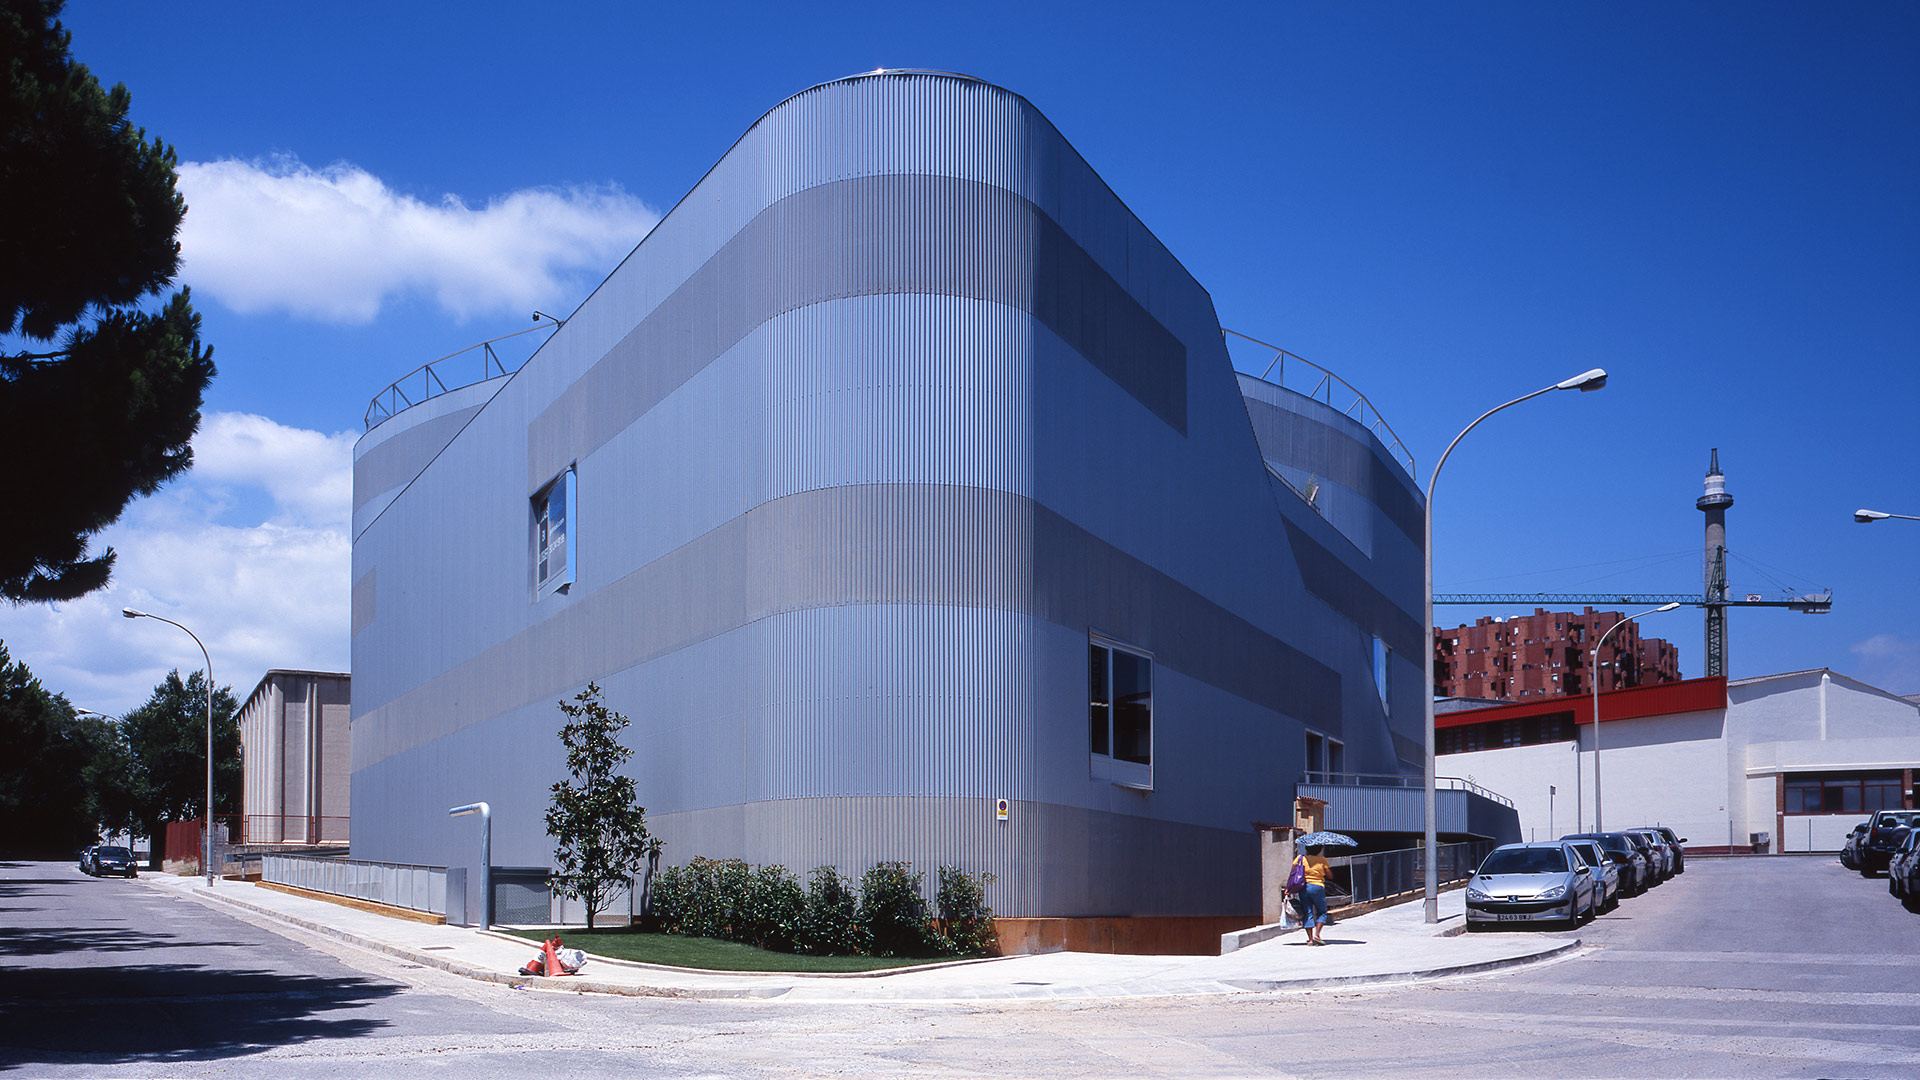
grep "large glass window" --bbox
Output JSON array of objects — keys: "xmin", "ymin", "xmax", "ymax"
[
  {"xmin": 1089, "ymin": 637, "xmax": 1151, "ymax": 788},
  {"xmin": 534, "ymin": 466, "xmax": 575, "ymax": 597},
  {"xmin": 1785, "ymin": 772, "xmax": 1904, "ymax": 814}
]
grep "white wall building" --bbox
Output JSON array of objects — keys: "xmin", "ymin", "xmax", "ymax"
[{"xmin": 1435, "ymin": 670, "xmax": 1919, "ymax": 853}]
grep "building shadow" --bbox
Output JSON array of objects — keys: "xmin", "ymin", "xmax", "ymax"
[
  {"xmin": 0, "ymin": 882, "xmax": 403, "ymax": 1070},
  {"xmin": 0, "ymin": 962, "xmax": 401, "ymax": 1069}
]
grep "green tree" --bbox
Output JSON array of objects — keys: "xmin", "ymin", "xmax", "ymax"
[
  {"xmin": 1, "ymin": 0, "xmax": 215, "ymax": 603},
  {"xmin": 121, "ymin": 669, "xmax": 239, "ymax": 868},
  {"xmin": 82, "ymin": 725, "xmax": 140, "ymax": 852},
  {"xmin": 545, "ymin": 682, "xmax": 652, "ymax": 930},
  {"xmin": 0, "ymin": 641, "xmax": 108, "ymax": 856}
]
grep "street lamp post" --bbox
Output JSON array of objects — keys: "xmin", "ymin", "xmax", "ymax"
[
  {"xmin": 1854, "ymin": 509, "xmax": 1920, "ymax": 524},
  {"xmin": 1423, "ymin": 368, "xmax": 1608, "ymax": 923},
  {"xmin": 122, "ymin": 607, "xmax": 217, "ymax": 886},
  {"xmin": 1591, "ymin": 602, "xmax": 1681, "ymax": 831},
  {"xmin": 449, "ymin": 802, "xmax": 492, "ymax": 930}
]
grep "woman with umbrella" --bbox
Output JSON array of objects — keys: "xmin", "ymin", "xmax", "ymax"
[{"xmin": 1293, "ymin": 831, "xmax": 1356, "ymax": 945}]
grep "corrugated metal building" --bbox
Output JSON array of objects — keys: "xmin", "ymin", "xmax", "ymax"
[
  {"xmin": 237, "ymin": 670, "xmax": 351, "ymax": 845},
  {"xmin": 349, "ymin": 71, "xmax": 1428, "ymax": 918}
]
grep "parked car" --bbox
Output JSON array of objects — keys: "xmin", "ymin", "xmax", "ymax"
[
  {"xmin": 1465, "ymin": 841, "xmax": 1598, "ymax": 930},
  {"xmin": 1564, "ymin": 838, "xmax": 1620, "ymax": 912},
  {"xmin": 88, "ymin": 846, "xmax": 136, "ymax": 878},
  {"xmin": 1623, "ymin": 830, "xmax": 1669, "ymax": 882},
  {"xmin": 1562, "ymin": 832, "xmax": 1651, "ymax": 896},
  {"xmin": 78, "ymin": 846, "xmax": 97, "ymax": 874},
  {"xmin": 1840, "ymin": 823, "xmax": 1870, "ymax": 870},
  {"xmin": 1631, "ymin": 829, "xmax": 1677, "ymax": 879},
  {"xmin": 1881, "ymin": 826, "xmax": 1912, "ymax": 903},
  {"xmin": 1887, "ymin": 829, "xmax": 1920, "ymax": 910},
  {"xmin": 1642, "ymin": 826, "xmax": 1687, "ymax": 874},
  {"xmin": 1858, "ymin": 811, "xmax": 1920, "ymax": 876}
]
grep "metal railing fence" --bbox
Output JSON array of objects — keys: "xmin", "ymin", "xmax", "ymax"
[
  {"xmin": 1224, "ymin": 328, "xmax": 1415, "ymax": 476},
  {"xmin": 363, "ymin": 322, "xmax": 555, "ymax": 430},
  {"xmin": 1299, "ymin": 771, "xmax": 1516, "ymax": 808},
  {"xmin": 261, "ymin": 853, "xmax": 448, "ymax": 916},
  {"xmin": 240, "ymin": 814, "xmax": 350, "ymax": 845},
  {"xmin": 1323, "ymin": 839, "xmax": 1495, "ymax": 908}
]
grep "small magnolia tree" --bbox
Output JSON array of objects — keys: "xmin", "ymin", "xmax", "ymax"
[{"xmin": 545, "ymin": 682, "xmax": 651, "ymax": 929}]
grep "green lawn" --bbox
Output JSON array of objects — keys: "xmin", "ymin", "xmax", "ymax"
[{"xmin": 502, "ymin": 928, "xmax": 963, "ymax": 973}]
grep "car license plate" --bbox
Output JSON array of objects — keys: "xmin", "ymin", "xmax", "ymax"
[{"xmin": 1495, "ymin": 913, "xmax": 1529, "ymax": 922}]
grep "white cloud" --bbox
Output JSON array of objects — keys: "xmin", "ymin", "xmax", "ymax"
[
  {"xmin": 176, "ymin": 156, "xmax": 659, "ymax": 323},
  {"xmin": 191, "ymin": 412, "xmax": 354, "ymax": 526},
  {"xmin": 0, "ymin": 413, "xmax": 353, "ymax": 716},
  {"xmin": 1848, "ymin": 634, "xmax": 1920, "ymax": 696}
]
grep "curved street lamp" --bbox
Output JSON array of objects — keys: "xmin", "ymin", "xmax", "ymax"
[
  {"xmin": 122, "ymin": 607, "xmax": 218, "ymax": 886},
  {"xmin": 1854, "ymin": 509, "xmax": 1920, "ymax": 524},
  {"xmin": 1423, "ymin": 367, "xmax": 1608, "ymax": 923},
  {"xmin": 449, "ymin": 802, "xmax": 492, "ymax": 930},
  {"xmin": 1591, "ymin": 602, "xmax": 1681, "ymax": 831}
]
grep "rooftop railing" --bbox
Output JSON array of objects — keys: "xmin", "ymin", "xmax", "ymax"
[
  {"xmin": 1224, "ymin": 329, "xmax": 1415, "ymax": 476},
  {"xmin": 364, "ymin": 320, "xmax": 558, "ymax": 431},
  {"xmin": 1300, "ymin": 771, "xmax": 1515, "ymax": 808}
]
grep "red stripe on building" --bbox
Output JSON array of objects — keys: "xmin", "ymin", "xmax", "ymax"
[{"xmin": 1436, "ymin": 675, "xmax": 1727, "ymax": 730}]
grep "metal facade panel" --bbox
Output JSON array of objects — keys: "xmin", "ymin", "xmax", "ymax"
[{"xmin": 351, "ymin": 72, "xmax": 1426, "ymax": 919}]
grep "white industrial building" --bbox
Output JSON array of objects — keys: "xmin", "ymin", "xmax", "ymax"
[{"xmin": 1435, "ymin": 669, "xmax": 1920, "ymax": 853}]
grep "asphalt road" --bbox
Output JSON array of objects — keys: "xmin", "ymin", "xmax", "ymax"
[{"xmin": 3, "ymin": 856, "xmax": 1916, "ymax": 1077}]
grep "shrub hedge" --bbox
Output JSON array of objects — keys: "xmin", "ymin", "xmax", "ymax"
[{"xmin": 649, "ymin": 857, "xmax": 995, "ymax": 957}]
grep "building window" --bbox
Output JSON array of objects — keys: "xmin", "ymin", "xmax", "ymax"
[
  {"xmin": 1090, "ymin": 637, "xmax": 1151, "ymax": 788},
  {"xmin": 534, "ymin": 466, "xmax": 576, "ymax": 597},
  {"xmin": 1784, "ymin": 772, "xmax": 1903, "ymax": 814},
  {"xmin": 1372, "ymin": 635, "xmax": 1390, "ymax": 716},
  {"xmin": 1437, "ymin": 712, "xmax": 1576, "ymax": 755}
]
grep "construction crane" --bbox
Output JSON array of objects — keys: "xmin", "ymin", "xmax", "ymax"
[{"xmin": 1434, "ymin": 451, "xmax": 1831, "ymax": 677}]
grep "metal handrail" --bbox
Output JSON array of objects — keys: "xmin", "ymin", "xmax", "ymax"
[
  {"xmin": 1299, "ymin": 771, "xmax": 1516, "ymax": 808},
  {"xmin": 364, "ymin": 321, "xmax": 558, "ymax": 431},
  {"xmin": 1224, "ymin": 328, "xmax": 1415, "ymax": 476}
]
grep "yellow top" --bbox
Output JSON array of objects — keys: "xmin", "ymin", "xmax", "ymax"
[{"xmin": 1303, "ymin": 854, "xmax": 1331, "ymax": 887}]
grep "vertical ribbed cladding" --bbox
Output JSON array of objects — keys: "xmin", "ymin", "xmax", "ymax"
[{"xmin": 733, "ymin": 72, "xmax": 1036, "ymax": 909}]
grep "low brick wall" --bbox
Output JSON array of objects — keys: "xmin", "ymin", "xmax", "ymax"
[{"xmin": 992, "ymin": 915, "xmax": 1260, "ymax": 957}]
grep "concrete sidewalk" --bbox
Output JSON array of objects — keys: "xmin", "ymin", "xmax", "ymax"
[{"xmin": 138, "ymin": 874, "xmax": 1580, "ymax": 1002}]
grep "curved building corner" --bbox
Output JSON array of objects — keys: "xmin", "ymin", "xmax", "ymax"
[{"xmin": 349, "ymin": 71, "xmax": 1427, "ymax": 921}]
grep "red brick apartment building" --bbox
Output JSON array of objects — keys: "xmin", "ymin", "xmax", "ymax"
[{"xmin": 1434, "ymin": 607, "xmax": 1681, "ymax": 702}]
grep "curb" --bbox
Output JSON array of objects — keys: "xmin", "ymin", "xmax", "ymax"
[
  {"xmin": 1219, "ymin": 937, "xmax": 1583, "ymax": 992},
  {"xmin": 476, "ymin": 928, "xmax": 1016, "ymax": 980},
  {"xmin": 146, "ymin": 875, "xmax": 1574, "ymax": 1002},
  {"xmin": 155, "ymin": 878, "xmax": 787, "ymax": 999}
]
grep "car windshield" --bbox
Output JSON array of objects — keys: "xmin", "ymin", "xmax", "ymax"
[
  {"xmin": 97, "ymin": 847, "xmax": 130, "ymax": 858},
  {"xmin": 1876, "ymin": 812, "xmax": 1920, "ymax": 829},
  {"xmin": 1480, "ymin": 847, "xmax": 1568, "ymax": 875}
]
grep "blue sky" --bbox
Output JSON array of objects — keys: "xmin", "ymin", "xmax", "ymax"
[{"xmin": 6, "ymin": 1, "xmax": 1916, "ymax": 713}]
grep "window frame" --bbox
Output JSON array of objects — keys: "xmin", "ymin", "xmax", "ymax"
[
  {"xmin": 533, "ymin": 465, "xmax": 576, "ymax": 598},
  {"xmin": 1088, "ymin": 634, "xmax": 1153, "ymax": 790}
]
